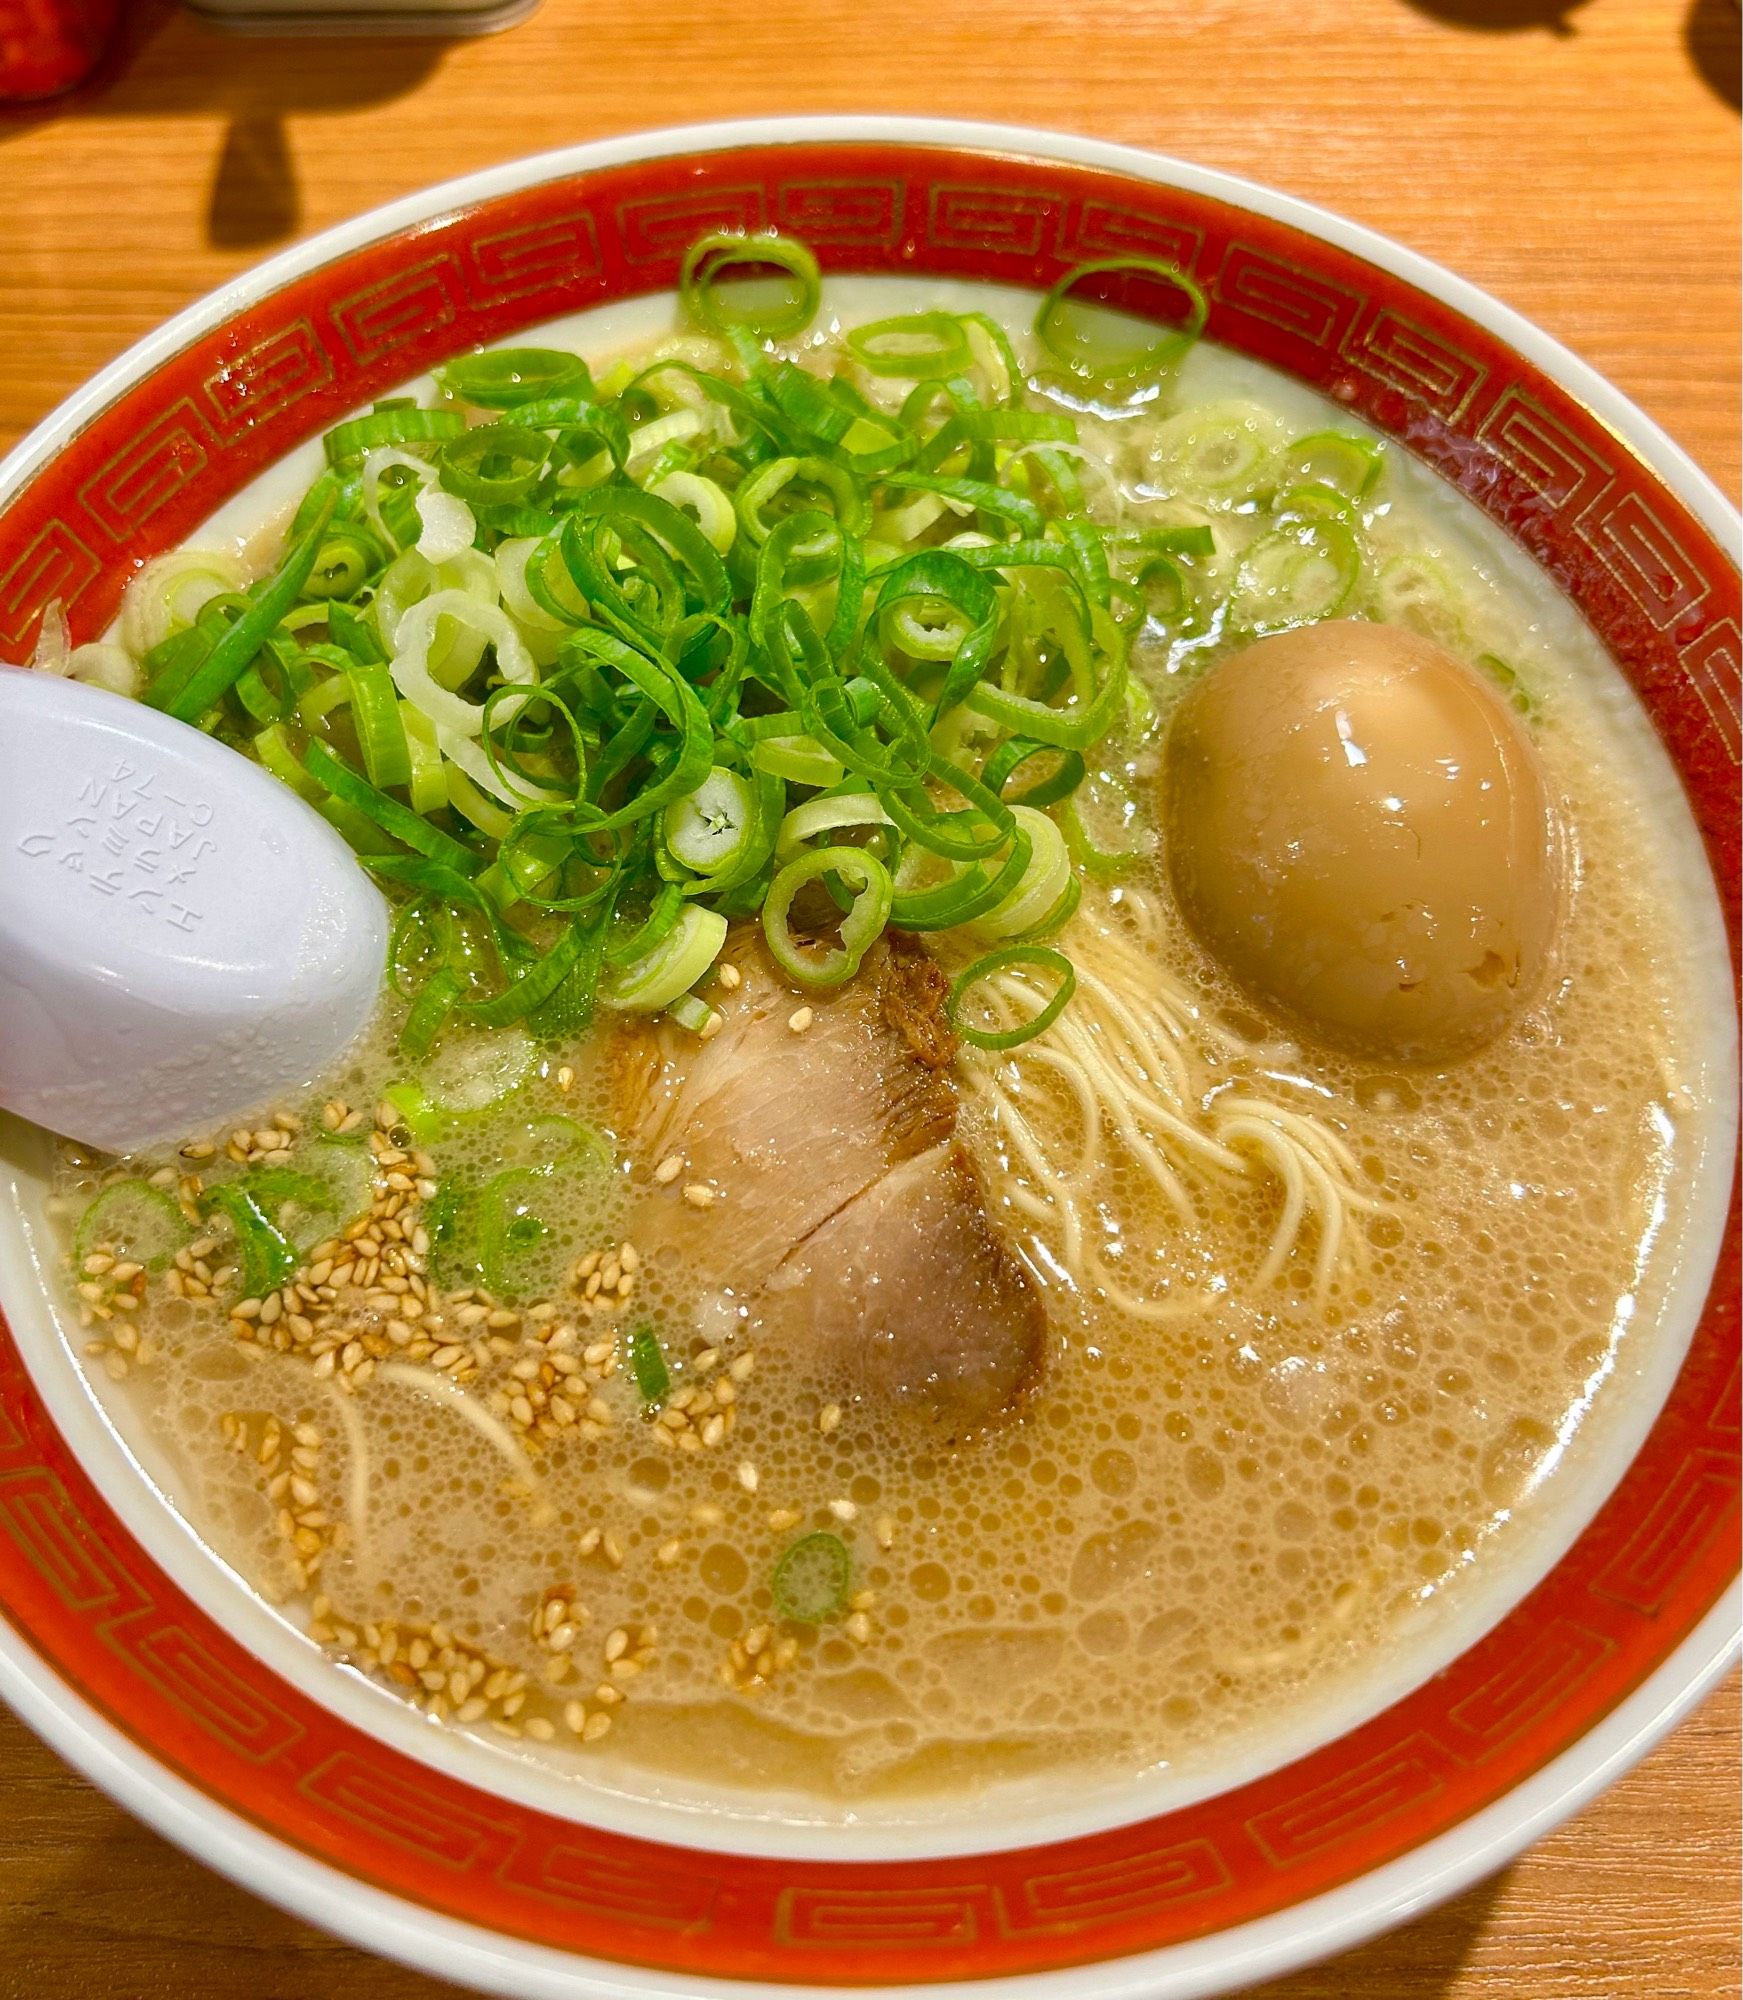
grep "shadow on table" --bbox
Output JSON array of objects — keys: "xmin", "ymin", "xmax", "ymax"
[
  {"xmin": 1685, "ymin": 0, "xmax": 1741, "ymax": 110},
  {"xmin": 0, "ymin": 0, "xmax": 445, "ymax": 248},
  {"xmin": 1395, "ymin": 0, "xmax": 1592, "ymax": 33},
  {"xmin": 1239, "ymin": 1867, "xmax": 1510, "ymax": 1998}
]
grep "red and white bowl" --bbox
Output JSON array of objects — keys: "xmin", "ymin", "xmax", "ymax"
[{"xmin": 0, "ymin": 118, "xmax": 1736, "ymax": 1999}]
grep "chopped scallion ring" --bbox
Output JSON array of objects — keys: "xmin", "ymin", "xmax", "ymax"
[
  {"xmin": 680, "ymin": 230, "xmax": 821, "ymax": 342},
  {"xmin": 438, "ymin": 348, "xmax": 593, "ymax": 409},
  {"xmin": 665, "ymin": 767, "xmax": 757, "ymax": 876},
  {"xmin": 847, "ymin": 311, "xmax": 973, "ymax": 380},
  {"xmin": 1036, "ymin": 257, "xmax": 1208, "ymax": 382},
  {"xmin": 602, "ymin": 904, "xmax": 728, "ymax": 1014},
  {"xmin": 971, "ymin": 806, "xmax": 1072, "ymax": 941},
  {"xmin": 947, "ymin": 945, "xmax": 1077, "ymax": 1051},
  {"xmin": 1278, "ymin": 430, "xmax": 1384, "ymax": 500},
  {"xmin": 762, "ymin": 846, "xmax": 893, "ymax": 989},
  {"xmin": 775, "ymin": 791, "xmax": 895, "ymax": 858},
  {"xmin": 73, "ymin": 1180, "xmax": 192, "ymax": 1274},
  {"xmin": 772, "ymin": 1531, "xmax": 852, "ymax": 1623},
  {"xmin": 1230, "ymin": 519, "xmax": 1362, "ymax": 634}
]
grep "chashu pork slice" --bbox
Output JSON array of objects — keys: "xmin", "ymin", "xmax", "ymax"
[{"xmin": 608, "ymin": 931, "xmax": 1044, "ymax": 1436}]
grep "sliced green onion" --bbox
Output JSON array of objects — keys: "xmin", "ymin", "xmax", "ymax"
[
  {"xmin": 146, "ymin": 496, "xmax": 335, "ymax": 723},
  {"xmin": 847, "ymin": 311, "xmax": 972, "ymax": 379},
  {"xmin": 1151, "ymin": 404, "xmax": 1278, "ymax": 502},
  {"xmin": 1230, "ymin": 519, "xmax": 1362, "ymax": 633},
  {"xmin": 254, "ymin": 722, "xmax": 323, "ymax": 800},
  {"xmin": 420, "ymin": 1025, "xmax": 536, "ymax": 1115},
  {"xmin": 345, "ymin": 658, "xmax": 411, "ymax": 790},
  {"xmin": 1135, "ymin": 553, "xmax": 1197, "ymax": 626},
  {"xmin": 776, "ymin": 791, "xmax": 894, "ymax": 857},
  {"xmin": 972, "ymin": 806, "xmax": 1071, "ymax": 940},
  {"xmin": 474, "ymin": 1166, "xmax": 569, "ymax": 1301},
  {"xmin": 1477, "ymin": 651, "xmax": 1539, "ymax": 718},
  {"xmin": 73, "ymin": 1180, "xmax": 191, "ymax": 1274},
  {"xmin": 664, "ymin": 767, "xmax": 756, "ymax": 876},
  {"xmin": 601, "ymin": 904, "xmax": 727, "ymax": 1013},
  {"xmin": 652, "ymin": 470, "xmax": 737, "ymax": 554},
  {"xmin": 1036, "ymin": 258, "xmax": 1208, "ymax": 382},
  {"xmin": 303, "ymin": 739, "xmax": 480, "ymax": 875},
  {"xmin": 1064, "ymin": 794, "xmax": 1148, "ymax": 879},
  {"xmin": 205, "ymin": 1182, "xmax": 300, "ymax": 1298},
  {"xmin": 301, "ymin": 523, "xmax": 386, "ymax": 603},
  {"xmin": 1273, "ymin": 482, "xmax": 1358, "ymax": 527},
  {"xmin": 1370, "ymin": 551, "xmax": 1467, "ymax": 651},
  {"xmin": 947, "ymin": 944, "xmax": 1077, "ymax": 1051},
  {"xmin": 681, "ymin": 231, "xmax": 821, "ymax": 341},
  {"xmin": 120, "ymin": 548, "xmax": 249, "ymax": 656},
  {"xmin": 439, "ymin": 348, "xmax": 593, "ymax": 409},
  {"xmin": 627, "ymin": 1323, "xmax": 671, "ymax": 1402},
  {"xmin": 772, "ymin": 1531, "xmax": 852, "ymax": 1624},
  {"xmin": 323, "ymin": 407, "xmax": 464, "ymax": 468},
  {"xmin": 762, "ymin": 846, "xmax": 892, "ymax": 989},
  {"xmin": 666, "ymin": 991, "xmax": 723, "ymax": 1037},
  {"xmin": 398, "ymin": 966, "xmax": 461, "ymax": 1063},
  {"xmin": 1279, "ymin": 430, "xmax": 1384, "ymax": 499},
  {"xmin": 751, "ymin": 733, "xmax": 846, "ymax": 788},
  {"xmin": 401, "ymin": 703, "xmax": 447, "ymax": 815}
]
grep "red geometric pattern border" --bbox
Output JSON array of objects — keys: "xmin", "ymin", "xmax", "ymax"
[{"xmin": 0, "ymin": 142, "xmax": 1736, "ymax": 1985}]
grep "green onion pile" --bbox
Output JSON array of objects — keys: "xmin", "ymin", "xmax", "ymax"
[{"xmin": 113, "ymin": 231, "xmax": 1427, "ymax": 1059}]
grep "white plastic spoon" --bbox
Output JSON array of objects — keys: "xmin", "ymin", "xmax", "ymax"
[{"xmin": 0, "ymin": 665, "xmax": 387, "ymax": 1155}]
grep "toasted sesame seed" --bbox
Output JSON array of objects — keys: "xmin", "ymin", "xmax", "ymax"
[
  {"xmin": 736, "ymin": 1461, "xmax": 759, "ymax": 1493},
  {"xmin": 817, "ymin": 1402, "xmax": 842, "ymax": 1435},
  {"xmin": 716, "ymin": 962, "xmax": 742, "ymax": 991},
  {"xmin": 682, "ymin": 1184, "xmax": 716, "ymax": 1210},
  {"xmin": 787, "ymin": 1006, "xmax": 814, "ymax": 1034},
  {"xmin": 653, "ymin": 1155, "xmax": 684, "ymax": 1185},
  {"xmin": 828, "ymin": 1498, "xmax": 858, "ymax": 1522}
]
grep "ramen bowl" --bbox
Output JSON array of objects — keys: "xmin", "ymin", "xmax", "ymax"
[{"xmin": 0, "ymin": 117, "xmax": 1736, "ymax": 2000}]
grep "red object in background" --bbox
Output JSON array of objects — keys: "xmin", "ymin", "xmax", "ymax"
[{"xmin": 0, "ymin": 0, "xmax": 117, "ymax": 99}]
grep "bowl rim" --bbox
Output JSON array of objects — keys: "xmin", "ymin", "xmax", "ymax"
[
  {"xmin": 0, "ymin": 112, "xmax": 1736, "ymax": 2000},
  {"xmin": 2, "ymin": 1558, "xmax": 1733, "ymax": 2000}
]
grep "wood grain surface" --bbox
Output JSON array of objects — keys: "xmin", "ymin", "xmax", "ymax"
[{"xmin": 0, "ymin": 0, "xmax": 1737, "ymax": 1994}]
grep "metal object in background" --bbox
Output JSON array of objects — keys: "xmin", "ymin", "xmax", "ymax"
[{"xmin": 182, "ymin": 0, "xmax": 538, "ymax": 35}]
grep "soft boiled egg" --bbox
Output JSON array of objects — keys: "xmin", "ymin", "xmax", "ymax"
[{"xmin": 1163, "ymin": 619, "xmax": 1560, "ymax": 1065}]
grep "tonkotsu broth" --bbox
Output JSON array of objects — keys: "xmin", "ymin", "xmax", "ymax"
[{"xmin": 45, "ymin": 282, "xmax": 1726, "ymax": 1815}]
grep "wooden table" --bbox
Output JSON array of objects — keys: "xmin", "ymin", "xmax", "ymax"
[{"xmin": 0, "ymin": 0, "xmax": 1737, "ymax": 1992}]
